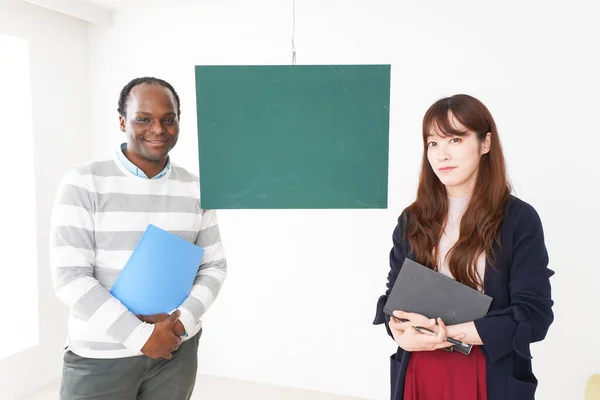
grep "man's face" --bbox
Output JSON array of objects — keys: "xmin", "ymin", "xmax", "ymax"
[{"xmin": 119, "ymin": 83, "xmax": 179, "ymax": 162}]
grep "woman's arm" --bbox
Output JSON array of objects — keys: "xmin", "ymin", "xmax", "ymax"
[
  {"xmin": 471, "ymin": 204, "xmax": 554, "ymax": 362},
  {"xmin": 446, "ymin": 322, "xmax": 483, "ymax": 345},
  {"xmin": 389, "ymin": 311, "xmax": 467, "ymax": 351},
  {"xmin": 434, "ymin": 205, "xmax": 554, "ymax": 354},
  {"xmin": 373, "ymin": 213, "xmax": 409, "ymax": 337}
]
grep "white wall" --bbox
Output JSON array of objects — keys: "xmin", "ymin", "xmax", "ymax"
[
  {"xmin": 88, "ymin": 1, "xmax": 600, "ymax": 399},
  {"xmin": 0, "ymin": 0, "xmax": 91, "ymax": 398}
]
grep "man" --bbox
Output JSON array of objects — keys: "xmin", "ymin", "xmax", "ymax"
[{"xmin": 50, "ymin": 77, "xmax": 227, "ymax": 399}]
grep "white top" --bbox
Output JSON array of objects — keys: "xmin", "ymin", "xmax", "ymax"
[{"xmin": 437, "ymin": 196, "xmax": 486, "ymax": 291}]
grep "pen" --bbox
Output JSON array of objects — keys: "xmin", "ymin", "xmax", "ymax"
[{"xmin": 412, "ymin": 325, "xmax": 473, "ymax": 355}]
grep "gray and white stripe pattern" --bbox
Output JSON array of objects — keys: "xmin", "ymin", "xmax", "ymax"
[{"xmin": 50, "ymin": 156, "xmax": 227, "ymax": 359}]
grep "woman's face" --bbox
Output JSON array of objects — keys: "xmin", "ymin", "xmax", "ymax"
[{"xmin": 426, "ymin": 113, "xmax": 491, "ymax": 198}]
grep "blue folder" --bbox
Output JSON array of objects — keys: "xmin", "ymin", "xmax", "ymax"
[{"xmin": 110, "ymin": 224, "xmax": 205, "ymax": 315}]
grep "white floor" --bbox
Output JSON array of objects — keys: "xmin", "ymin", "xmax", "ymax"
[{"xmin": 22, "ymin": 374, "xmax": 369, "ymax": 400}]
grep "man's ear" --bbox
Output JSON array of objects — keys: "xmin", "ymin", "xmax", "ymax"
[
  {"xmin": 119, "ymin": 115, "xmax": 126, "ymax": 133},
  {"xmin": 481, "ymin": 132, "xmax": 491, "ymax": 155}
]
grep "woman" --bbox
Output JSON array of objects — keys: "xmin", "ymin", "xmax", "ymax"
[{"xmin": 373, "ymin": 94, "xmax": 554, "ymax": 400}]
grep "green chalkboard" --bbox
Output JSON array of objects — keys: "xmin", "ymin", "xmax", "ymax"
[{"xmin": 195, "ymin": 65, "xmax": 390, "ymax": 209}]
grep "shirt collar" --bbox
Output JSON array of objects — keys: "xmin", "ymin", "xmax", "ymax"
[{"xmin": 116, "ymin": 143, "xmax": 170, "ymax": 179}]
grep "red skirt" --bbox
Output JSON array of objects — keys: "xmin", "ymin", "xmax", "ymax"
[{"xmin": 403, "ymin": 346, "xmax": 487, "ymax": 400}]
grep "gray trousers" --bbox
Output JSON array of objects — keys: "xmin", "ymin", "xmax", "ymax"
[{"xmin": 59, "ymin": 332, "xmax": 200, "ymax": 400}]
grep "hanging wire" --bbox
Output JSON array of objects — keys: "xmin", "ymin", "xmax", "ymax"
[{"xmin": 291, "ymin": 0, "xmax": 297, "ymax": 65}]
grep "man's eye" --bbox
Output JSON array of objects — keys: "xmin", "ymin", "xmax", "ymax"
[
  {"xmin": 135, "ymin": 118, "xmax": 151, "ymax": 123},
  {"xmin": 164, "ymin": 119, "xmax": 177, "ymax": 124}
]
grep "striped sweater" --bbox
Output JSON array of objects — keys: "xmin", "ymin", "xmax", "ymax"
[{"xmin": 49, "ymin": 154, "xmax": 227, "ymax": 359}]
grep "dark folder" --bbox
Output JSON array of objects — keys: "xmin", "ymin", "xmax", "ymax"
[{"xmin": 384, "ymin": 258, "xmax": 492, "ymax": 325}]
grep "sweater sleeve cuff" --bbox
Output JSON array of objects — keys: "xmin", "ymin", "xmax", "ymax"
[
  {"xmin": 122, "ymin": 322, "xmax": 154, "ymax": 354},
  {"xmin": 178, "ymin": 307, "xmax": 196, "ymax": 338}
]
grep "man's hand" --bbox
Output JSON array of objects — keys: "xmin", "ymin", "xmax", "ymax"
[
  {"xmin": 137, "ymin": 312, "xmax": 186, "ymax": 336},
  {"xmin": 140, "ymin": 311, "xmax": 183, "ymax": 360},
  {"xmin": 173, "ymin": 319, "xmax": 185, "ymax": 336}
]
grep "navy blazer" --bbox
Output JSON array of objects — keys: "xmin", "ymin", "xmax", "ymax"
[{"xmin": 374, "ymin": 196, "xmax": 554, "ymax": 400}]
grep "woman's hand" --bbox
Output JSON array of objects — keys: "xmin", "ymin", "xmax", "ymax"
[
  {"xmin": 388, "ymin": 311, "xmax": 465, "ymax": 352},
  {"xmin": 389, "ymin": 311, "xmax": 436, "ymax": 333}
]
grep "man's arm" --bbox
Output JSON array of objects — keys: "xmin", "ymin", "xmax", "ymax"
[
  {"xmin": 177, "ymin": 209, "xmax": 228, "ymax": 335},
  {"xmin": 50, "ymin": 169, "xmax": 155, "ymax": 353}
]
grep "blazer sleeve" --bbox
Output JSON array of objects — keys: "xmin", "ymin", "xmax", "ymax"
[
  {"xmin": 373, "ymin": 212, "xmax": 408, "ymax": 337},
  {"xmin": 474, "ymin": 203, "xmax": 554, "ymax": 363}
]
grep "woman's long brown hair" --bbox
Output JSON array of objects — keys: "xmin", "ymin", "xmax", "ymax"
[{"xmin": 405, "ymin": 94, "xmax": 511, "ymax": 290}]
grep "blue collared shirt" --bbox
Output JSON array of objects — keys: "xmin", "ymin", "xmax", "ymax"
[{"xmin": 117, "ymin": 143, "xmax": 170, "ymax": 179}]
